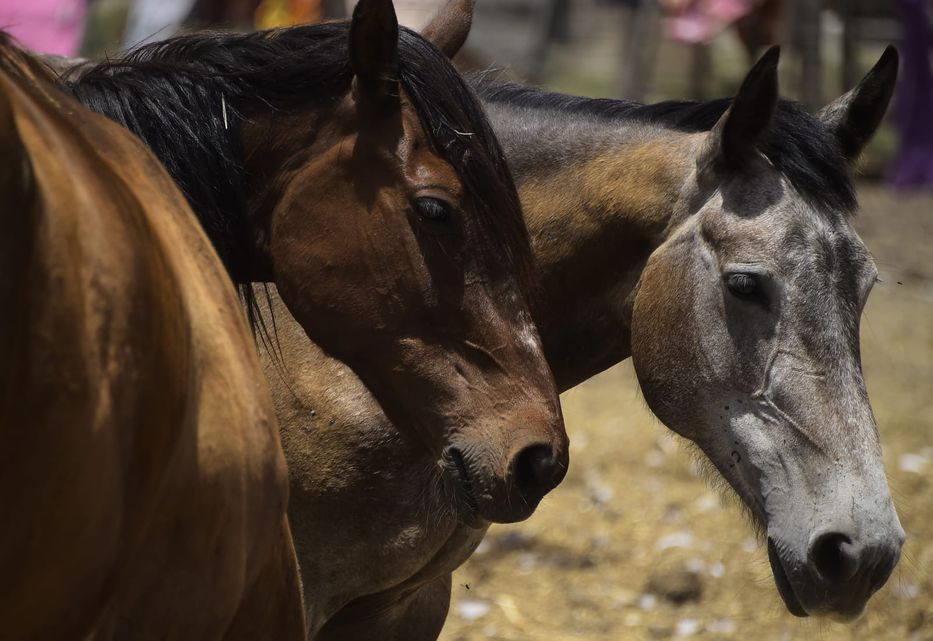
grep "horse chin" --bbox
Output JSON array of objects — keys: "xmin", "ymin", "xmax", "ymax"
[
  {"xmin": 451, "ymin": 477, "xmax": 486, "ymax": 529},
  {"xmin": 767, "ymin": 539, "xmax": 809, "ymax": 618},
  {"xmin": 442, "ymin": 449, "xmax": 487, "ymax": 530}
]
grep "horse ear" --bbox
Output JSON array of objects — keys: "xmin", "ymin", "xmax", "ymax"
[
  {"xmin": 702, "ymin": 45, "xmax": 780, "ymax": 169},
  {"xmin": 817, "ymin": 46, "xmax": 898, "ymax": 162},
  {"xmin": 348, "ymin": 0, "xmax": 400, "ymax": 109},
  {"xmin": 421, "ymin": 0, "xmax": 475, "ymax": 59}
]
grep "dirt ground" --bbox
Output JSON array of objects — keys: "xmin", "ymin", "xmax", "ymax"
[{"xmin": 439, "ymin": 184, "xmax": 933, "ymax": 641}]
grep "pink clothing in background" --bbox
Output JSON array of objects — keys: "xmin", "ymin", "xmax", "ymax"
[
  {"xmin": 0, "ymin": 0, "xmax": 88, "ymax": 56},
  {"xmin": 663, "ymin": 0, "xmax": 757, "ymax": 44}
]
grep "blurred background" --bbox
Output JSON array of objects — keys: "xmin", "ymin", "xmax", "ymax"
[
  {"xmin": 2, "ymin": 0, "xmax": 930, "ymax": 639},
  {"xmin": 5, "ymin": 0, "xmax": 933, "ymax": 182}
]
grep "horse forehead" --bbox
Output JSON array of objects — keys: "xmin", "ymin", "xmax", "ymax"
[
  {"xmin": 779, "ymin": 214, "xmax": 874, "ymax": 280},
  {"xmin": 396, "ymin": 102, "xmax": 463, "ymax": 195},
  {"xmin": 707, "ymin": 196, "xmax": 871, "ymax": 271},
  {"xmin": 327, "ymin": 92, "xmax": 462, "ymax": 194}
]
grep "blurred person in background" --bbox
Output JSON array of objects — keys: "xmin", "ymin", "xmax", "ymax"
[
  {"xmin": 660, "ymin": 0, "xmax": 780, "ymax": 99},
  {"xmin": 662, "ymin": 0, "xmax": 780, "ymax": 58},
  {"xmin": 890, "ymin": 0, "xmax": 933, "ymax": 189},
  {"xmin": 124, "ymin": 0, "xmax": 302, "ymax": 50},
  {"xmin": 255, "ymin": 0, "xmax": 321, "ymax": 28},
  {"xmin": 0, "ymin": 0, "xmax": 89, "ymax": 56}
]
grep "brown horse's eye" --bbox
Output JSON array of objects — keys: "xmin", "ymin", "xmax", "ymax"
[
  {"xmin": 726, "ymin": 272, "xmax": 759, "ymax": 297},
  {"xmin": 413, "ymin": 197, "xmax": 451, "ymax": 224}
]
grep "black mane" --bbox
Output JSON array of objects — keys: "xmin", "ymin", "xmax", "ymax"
[
  {"xmin": 473, "ymin": 78, "xmax": 857, "ymax": 213},
  {"xmin": 65, "ymin": 23, "xmax": 531, "ymax": 292}
]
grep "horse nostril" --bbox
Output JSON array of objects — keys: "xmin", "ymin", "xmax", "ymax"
[
  {"xmin": 809, "ymin": 532, "xmax": 860, "ymax": 583},
  {"xmin": 512, "ymin": 444, "xmax": 564, "ymax": 502}
]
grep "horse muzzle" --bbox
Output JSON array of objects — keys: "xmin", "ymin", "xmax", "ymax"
[{"xmin": 767, "ymin": 520, "xmax": 905, "ymax": 620}]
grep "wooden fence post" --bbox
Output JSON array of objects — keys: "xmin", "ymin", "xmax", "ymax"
[{"xmin": 797, "ymin": 0, "xmax": 823, "ymax": 109}]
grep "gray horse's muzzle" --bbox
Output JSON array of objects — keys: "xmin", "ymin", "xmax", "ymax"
[{"xmin": 768, "ymin": 518, "xmax": 904, "ymax": 619}]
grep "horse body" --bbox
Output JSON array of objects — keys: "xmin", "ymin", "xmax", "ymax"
[
  {"xmin": 0, "ymin": 46, "xmax": 303, "ymax": 640},
  {"xmin": 258, "ymin": 36, "xmax": 906, "ymax": 638}
]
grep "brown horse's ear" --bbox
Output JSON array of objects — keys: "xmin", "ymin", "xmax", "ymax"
[
  {"xmin": 421, "ymin": 0, "xmax": 475, "ymax": 59},
  {"xmin": 701, "ymin": 45, "xmax": 780, "ymax": 170},
  {"xmin": 817, "ymin": 46, "xmax": 898, "ymax": 162},
  {"xmin": 349, "ymin": 0, "xmax": 400, "ymax": 109}
]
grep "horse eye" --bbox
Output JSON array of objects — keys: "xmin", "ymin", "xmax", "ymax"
[
  {"xmin": 413, "ymin": 197, "xmax": 451, "ymax": 224},
  {"xmin": 726, "ymin": 272, "xmax": 759, "ymax": 297}
]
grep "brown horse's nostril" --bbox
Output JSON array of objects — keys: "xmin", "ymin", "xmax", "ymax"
[
  {"xmin": 809, "ymin": 532, "xmax": 860, "ymax": 583},
  {"xmin": 512, "ymin": 444, "xmax": 564, "ymax": 502}
]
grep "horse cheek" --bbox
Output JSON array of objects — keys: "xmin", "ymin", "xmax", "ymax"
[{"xmin": 631, "ymin": 247, "xmax": 708, "ymax": 439}]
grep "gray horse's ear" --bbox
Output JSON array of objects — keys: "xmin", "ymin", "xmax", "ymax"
[
  {"xmin": 421, "ymin": 0, "xmax": 475, "ymax": 59},
  {"xmin": 818, "ymin": 46, "xmax": 899, "ymax": 162},
  {"xmin": 349, "ymin": 0, "xmax": 400, "ymax": 109},
  {"xmin": 702, "ymin": 45, "xmax": 780, "ymax": 169}
]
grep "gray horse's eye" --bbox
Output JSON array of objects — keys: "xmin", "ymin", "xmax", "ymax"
[{"xmin": 726, "ymin": 273, "xmax": 759, "ymax": 297}]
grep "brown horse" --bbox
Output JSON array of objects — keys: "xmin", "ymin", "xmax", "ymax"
[
  {"xmin": 62, "ymin": 0, "xmax": 568, "ymax": 526},
  {"xmin": 256, "ymin": 8, "xmax": 904, "ymax": 638},
  {"xmin": 0, "ymin": 40, "xmax": 304, "ymax": 641}
]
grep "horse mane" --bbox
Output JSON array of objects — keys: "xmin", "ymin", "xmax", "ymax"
[
  {"xmin": 473, "ymin": 77, "xmax": 857, "ymax": 215},
  {"xmin": 63, "ymin": 23, "xmax": 533, "ymax": 307}
]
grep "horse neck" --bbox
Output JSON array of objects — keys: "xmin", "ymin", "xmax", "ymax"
[{"xmin": 484, "ymin": 102, "xmax": 701, "ymax": 391}]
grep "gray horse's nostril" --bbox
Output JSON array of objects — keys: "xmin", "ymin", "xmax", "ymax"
[
  {"xmin": 809, "ymin": 532, "xmax": 860, "ymax": 583},
  {"xmin": 512, "ymin": 444, "xmax": 564, "ymax": 502}
]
